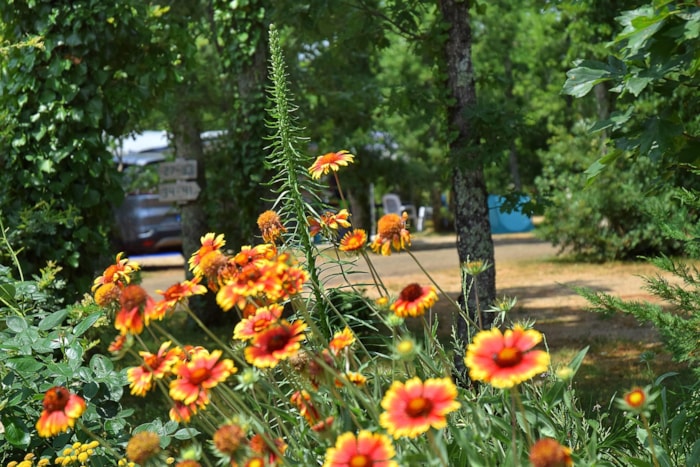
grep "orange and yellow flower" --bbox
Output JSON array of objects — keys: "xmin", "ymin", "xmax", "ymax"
[
  {"xmin": 169, "ymin": 390, "xmax": 210, "ymax": 423},
  {"xmin": 379, "ymin": 377, "xmax": 460, "ymax": 439},
  {"xmin": 338, "ymin": 229, "xmax": 367, "ymax": 253},
  {"xmin": 233, "ymin": 304, "xmax": 284, "ymax": 341},
  {"xmin": 465, "ymin": 325, "xmax": 550, "ymax": 389},
  {"xmin": 249, "ymin": 434, "xmax": 287, "ymax": 466},
  {"xmin": 618, "ymin": 385, "xmax": 657, "ymax": 413},
  {"xmin": 323, "ymin": 430, "xmax": 398, "ymax": 467},
  {"xmin": 290, "ymin": 390, "xmax": 321, "ymax": 425},
  {"xmin": 170, "ymin": 349, "xmax": 236, "ymax": 405},
  {"xmin": 115, "ymin": 284, "xmax": 155, "ymax": 335},
  {"xmin": 309, "ymin": 150, "xmax": 355, "ymax": 179},
  {"xmin": 257, "ymin": 210, "xmax": 287, "ymax": 244},
  {"xmin": 189, "ymin": 233, "xmax": 226, "ymax": 277},
  {"xmin": 308, "ymin": 210, "xmax": 352, "ymax": 237},
  {"xmin": 370, "ymin": 213, "xmax": 411, "ymax": 256},
  {"xmin": 529, "ymin": 438, "xmax": 573, "ymax": 467},
  {"xmin": 36, "ymin": 387, "xmax": 86, "ymax": 437},
  {"xmin": 127, "ymin": 341, "xmax": 182, "ymax": 396},
  {"xmin": 390, "ymin": 283, "xmax": 438, "ymax": 318},
  {"xmin": 329, "ymin": 327, "xmax": 355, "ymax": 355},
  {"xmin": 92, "ymin": 252, "xmax": 139, "ymax": 292},
  {"xmin": 335, "ymin": 371, "xmax": 368, "ymax": 388},
  {"xmin": 94, "ymin": 282, "xmax": 122, "ymax": 307},
  {"xmin": 152, "ymin": 277, "xmax": 207, "ymax": 320},
  {"xmin": 245, "ymin": 319, "xmax": 307, "ymax": 368}
]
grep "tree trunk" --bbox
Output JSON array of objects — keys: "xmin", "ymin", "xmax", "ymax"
[
  {"xmin": 438, "ymin": 0, "xmax": 496, "ymax": 384},
  {"xmin": 170, "ymin": 105, "xmax": 224, "ymax": 326}
]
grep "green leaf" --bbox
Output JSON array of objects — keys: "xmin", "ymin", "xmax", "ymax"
[
  {"xmin": 173, "ymin": 427, "xmax": 200, "ymax": 440},
  {"xmin": 73, "ymin": 311, "xmax": 102, "ymax": 337},
  {"xmin": 563, "ymin": 61, "xmax": 612, "ymax": 97},
  {"xmin": 38, "ymin": 309, "xmax": 69, "ymax": 331},
  {"xmin": 2, "ymin": 415, "xmax": 31, "ymax": 448},
  {"xmin": 5, "ymin": 316, "xmax": 28, "ymax": 333},
  {"xmin": 6, "ymin": 356, "xmax": 44, "ymax": 373},
  {"xmin": 90, "ymin": 354, "xmax": 114, "ymax": 378},
  {"xmin": 626, "ymin": 76, "xmax": 653, "ymax": 96}
]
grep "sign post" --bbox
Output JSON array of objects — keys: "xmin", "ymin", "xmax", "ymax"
[{"xmin": 158, "ymin": 159, "xmax": 200, "ymax": 203}]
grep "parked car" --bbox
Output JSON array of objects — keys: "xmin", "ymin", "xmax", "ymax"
[{"xmin": 112, "ymin": 132, "xmax": 183, "ymax": 255}]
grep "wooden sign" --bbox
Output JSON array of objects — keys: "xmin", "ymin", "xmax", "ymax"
[
  {"xmin": 158, "ymin": 181, "xmax": 201, "ymax": 202},
  {"xmin": 158, "ymin": 159, "xmax": 197, "ymax": 181}
]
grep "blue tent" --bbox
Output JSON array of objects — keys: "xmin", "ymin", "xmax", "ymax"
[{"xmin": 488, "ymin": 195, "xmax": 534, "ymax": 234}]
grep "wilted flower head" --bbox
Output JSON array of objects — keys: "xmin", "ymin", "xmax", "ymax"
[
  {"xmin": 126, "ymin": 431, "xmax": 161, "ymax": 465},
  {"xmin": 370, "ymin": 213, "xmax": 411, "ymax": 256},
  {"xmin": 529, "ymin": 438, "xmax": 573, "ymax": 467},
  {"xmin": 257, "ymin": 210, "xmax": 287, "ymax": 244}
]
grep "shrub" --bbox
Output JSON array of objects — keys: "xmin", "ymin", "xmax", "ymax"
[{"xmin": 535, "ymin": 122, "xmax": 693, "ymax": 261}]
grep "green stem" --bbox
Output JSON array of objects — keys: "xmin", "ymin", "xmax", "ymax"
[
  {"xmin": 407, "ymin": 249, "xmax": 478, "ymax": 328},
  {"xmin": 641, "ymin": 413, "xmax": 661, "ymax": 467}
]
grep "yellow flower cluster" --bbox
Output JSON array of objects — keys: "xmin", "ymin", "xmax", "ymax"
[
  {"xmin": 54, "ymin": 441, "xmax": 100, "ymax": 466},
  {"xmin": 7, "ymin": 453, "xmax": 50, "ymax": 467}
]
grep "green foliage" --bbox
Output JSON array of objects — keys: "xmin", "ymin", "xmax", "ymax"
[
  {"xmin": 0, "ymin": 1, "xmax": 174, "ymax": 300},
  {"xmin": 0, "ymin": 265, "xmax": 131, "ymax": 464},
  {"xmin": 563, "ymin": 1, "xmax": 700, "ymax": 177},
  {"xmin": 535, "ymin": 123, "xmax": 691, "ymax": 261}
]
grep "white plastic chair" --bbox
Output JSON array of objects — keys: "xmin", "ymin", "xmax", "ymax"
[{"xmin": 381, "ymin": 193, "xmax": 417, "ymax": 227}]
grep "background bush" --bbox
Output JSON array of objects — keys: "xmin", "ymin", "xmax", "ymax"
[{"xmin": 535, "ymin": 122, "xmax": 695, "ymax": 261}]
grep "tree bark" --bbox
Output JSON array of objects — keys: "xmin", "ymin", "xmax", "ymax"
[{"xmin": 438, "ymin": 0, "xmax": 496, "ymax": 383}]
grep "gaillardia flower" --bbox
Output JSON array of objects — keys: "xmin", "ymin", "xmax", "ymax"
[
  {"xmin": 379, "ymin": 377, "xmax": 460, "ymax": 439},
  {"xmin": 370, "ymin": 213, "xmax": 411, "ymax": 256},
  {"xmin": 115, "ymin": 284, "xmax": 155, "ymax": 335},
  {"xmin": 529, "ymin": 438, "xmax": 573, "ymax": 467},
  {"xmin": 329, "ymin": 327, "xmax": 355, "ymax": 355},
  {"xmin": 465, "ymin": 325, "xmax": 550, "ymax": 389},
  {"xmin": 391, "ymin": 283, "xmax": 438, "ymax": 318},
  {"xmin": 36, "ymin": 386, "xmax": 86, "ymax": 437},
  {"xmin": 127, "ymin": 341, "xmax": 182, "ymax": 396},
  {"xmin": 257, "ymin": 210, "xmax": 287, "ymax": 244},
  {"xmin": 152, "ymin": 278, "xmax": 207, "ymax": 320},
  {"xmin": 92, "ymin": 252, "xmax": 139, "ymax": 292},
  {"xmin": 189, "ymin": 232, "xmax": 226, "ymax": 277},
  {"xmin": 245, "ymin": 319, "xmax": 307, "ymax": 368},
  {"xmin": 323, "ymin": 430, "xmax": 398, "ymax": 467},
  {"xmin": 309, "ymin": 150, "xmax": 355, "ymax": 179},
  {"xmin": 233, "ymin": 304, "xmax": 284, "ymax": 341},
  {"xmin": 170, "ymin": 349, "xmax": 236, "ymax": 405},
  {"xmin": 338, "ymin": 229, "xmax": 367, "ymax": 253},
  {"xmin": 618, "ymin": 385, "xmax": 657, "ymax": 414},
  {"xmin": 126, "ymin": 431, "xmax": 161, "ymax": 465}
]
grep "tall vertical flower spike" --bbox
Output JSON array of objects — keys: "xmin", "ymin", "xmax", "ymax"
[
  {"xmin": 379, "ymin": 376, "xmax": 460, "ymax": 439},
  {"xmin": 370, "ymin": 213, "xmax": 411, "ymax": 256},
  {"xmin": 465, "ymin": 325, "xmax": 550, "ymax": 389},
  {"xmin": 308, "ymin": 150, "xmax": 355, "ymax": 179},
  {"xmin": 36, "ymin": 387, "xmax": 86, "ymax": 437}
]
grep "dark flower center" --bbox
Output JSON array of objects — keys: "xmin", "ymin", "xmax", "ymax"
[
  {"xmin": 43, "ymin": 386, "xmax": 70, "ymax": 412},
  {"xmin": 493, "ymin": 347, "xmax": 523, "ymax": 367},
  {"xmin": 266, "ymin": 328, "xmax": 291, "ymax": 352},
  {"xmin": 399, "ymin": 283, "xmax": 423, "ymax": 302},
  {"xmin": 406, "ymin": 396, "xmax": 433, "ymax": 418},
  {"xmin": 349, "ymin": 454, "xmax": 371, "ymax": 467},
  {"xmin": 189, "ymin": 367, "xmax": 211, "ymax": 385}
]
